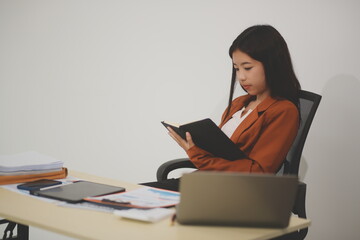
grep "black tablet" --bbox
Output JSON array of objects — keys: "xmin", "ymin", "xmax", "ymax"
[{"xmin": 30, "ymin": 181, "xmax": 126, "ymax": 203}]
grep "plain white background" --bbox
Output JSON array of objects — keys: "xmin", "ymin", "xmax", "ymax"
[{"xmin": 1, "ymin": 0, "xmax": 359, "ymax": 239}]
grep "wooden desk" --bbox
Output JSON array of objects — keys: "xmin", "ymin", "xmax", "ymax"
[{"xmin": 0, "ymin": 170, "xmax": 310, "ymax": 240}]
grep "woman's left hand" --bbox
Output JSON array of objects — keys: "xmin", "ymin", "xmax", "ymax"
[{"xmin": 167, "ymin": 127, "xmax": 195, "ymax": 151}]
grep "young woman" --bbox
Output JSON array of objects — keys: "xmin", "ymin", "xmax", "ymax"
[
  {"xmin": 143, "ymin": 25, "xmax": 301, "ymax": 190},
  {"xmin": 169, "ymin": 25, "xmax": 300, "ymax": 173}
]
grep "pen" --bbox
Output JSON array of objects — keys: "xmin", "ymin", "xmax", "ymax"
[{"xmin": 101, "ymin": 199, "xmax": 131, "ymax": 205}]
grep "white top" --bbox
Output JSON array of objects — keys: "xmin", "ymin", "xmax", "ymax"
[{"xmin": 221, "ymin": 107, "xmax": 253, "ymax": 138}]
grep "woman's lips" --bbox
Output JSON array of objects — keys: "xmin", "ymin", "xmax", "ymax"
[{"xmin": 242, "ymin": 85, "xmax": 251, "ymax": 90}]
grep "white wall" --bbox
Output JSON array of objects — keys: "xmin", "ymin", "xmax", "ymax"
[{"xmin": 1, "ymin": 0, "xmax": 359, "ymax": 239}]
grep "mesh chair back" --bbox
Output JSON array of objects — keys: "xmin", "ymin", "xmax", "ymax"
[{"xmin": 283, "ymin": 90, "xmax": 322, "ymax": 175}]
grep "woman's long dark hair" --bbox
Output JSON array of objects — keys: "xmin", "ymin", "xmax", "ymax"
[{"xmin": 225, "ymin": 25, "xmax": 301, "ymax": 118}]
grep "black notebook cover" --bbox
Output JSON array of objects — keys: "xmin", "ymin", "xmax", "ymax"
[
  {"xmin": 30, "ymin": 181, "xmax": 126, "ymax": 203},
  {"xmin": 162, "ymin": 118, "xmax": 246, "ymax": 161}
]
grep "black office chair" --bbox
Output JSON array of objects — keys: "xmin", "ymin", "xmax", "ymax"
[{"xmin": 156, "ymin": 90, "xmax": 321, "ymax": 240}]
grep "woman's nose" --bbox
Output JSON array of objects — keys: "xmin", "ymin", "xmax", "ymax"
[{"xmin": 237, "ymin": 71, "xmax": 246, "ymax": 81}]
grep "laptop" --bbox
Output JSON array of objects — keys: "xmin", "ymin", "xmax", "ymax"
[{"xmin": 176, "ymin": 171, "xmax": 298, "ymax": 228}]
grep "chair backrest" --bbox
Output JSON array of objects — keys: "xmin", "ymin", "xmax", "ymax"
[{"xmin": 282, "ymin": 90, "xmax": 322, "ymax": 175}]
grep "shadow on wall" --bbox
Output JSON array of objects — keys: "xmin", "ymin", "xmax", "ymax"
[
  {"xmin": 300, "ymin": 74, "xmax": 360, "ymax": 179},
  {"xmin": 299, "ymin": 157, "xmax": 308, "ymax": 180},
  {"xmin": 306, "ymin": 74, "xmax": 360, "ymax": 239},
  {"xmin": 316, "ymin": 74, "xmax": 360, "ymax": 168}
]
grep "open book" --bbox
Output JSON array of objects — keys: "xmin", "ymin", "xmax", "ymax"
[{"xmin": 162, "ymin": 118, "xmax": 246, "ymax": 161}]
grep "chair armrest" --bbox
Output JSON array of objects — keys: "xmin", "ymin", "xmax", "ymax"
[{"xmin": 156, "ymin": 158, "xmax": 196, "ymax": 181}]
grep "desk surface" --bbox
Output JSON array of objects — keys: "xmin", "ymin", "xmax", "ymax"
[{"xmin": 0, "ymin": 170, "xmax": 310, "ymax": 240}]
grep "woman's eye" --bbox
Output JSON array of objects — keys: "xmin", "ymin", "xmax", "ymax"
[
  {"xmin": 234, "ymin": 68, "xmax": 240, "ymax": 71},
  {"xmin": 244, "ymin": 67, "xmax": 253, "ymax": 71}
]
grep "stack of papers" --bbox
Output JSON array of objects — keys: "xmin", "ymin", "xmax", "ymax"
[{"xmin": 0, "ymin": 151, "xmax": 64, "ymax": 176}]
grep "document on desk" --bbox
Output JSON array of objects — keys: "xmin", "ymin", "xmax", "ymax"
[
  {"xmin": 114, "ymin": 207, "xmax": 175, "ymax": 223},
  {"xmin": 84, "ymin": 187, "xmax": 180, "ymax": 208},
  {"xmin": 85, "ymin": 187, "xmax": 179, "ymax": 223}
]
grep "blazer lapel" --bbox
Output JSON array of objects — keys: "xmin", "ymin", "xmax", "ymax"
[
  {"xmin": 220, "ymin": 95, "xmax": 252, "ymax": 128},
  {"xmin": 230, "ymin": 96, "xmax": 278, "ymax": 142},
  {"xmin": 230, "ymin": 110, "xmax": 258, "ymax": 142}
]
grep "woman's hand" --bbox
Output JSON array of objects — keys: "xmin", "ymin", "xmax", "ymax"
[{"xmin": 167, "ymin": 127, "xmax": 195, "ymax": 151}]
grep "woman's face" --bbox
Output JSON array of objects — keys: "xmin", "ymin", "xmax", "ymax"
[{"xmin": 232, "ymin": 49, "xmax": 270, "ymax": 100}]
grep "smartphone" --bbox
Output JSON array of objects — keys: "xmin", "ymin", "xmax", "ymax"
[{"xmin": 17, "ymin": 179, "xmax": 62, "ymax": 191}]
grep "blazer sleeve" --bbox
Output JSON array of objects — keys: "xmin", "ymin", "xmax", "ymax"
[{"xmin": 186, "ymin": 103, "xmax": 299, "ymax": 173}]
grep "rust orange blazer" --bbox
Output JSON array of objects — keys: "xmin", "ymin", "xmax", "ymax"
[{"xmin": 186, "ymin": 94, "xmax": 299, "ymax": 173}]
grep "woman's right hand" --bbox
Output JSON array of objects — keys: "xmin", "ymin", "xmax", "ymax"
[{"xmin": 167, "ymin": 127, "xmax": 195, "ymax": 151}]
